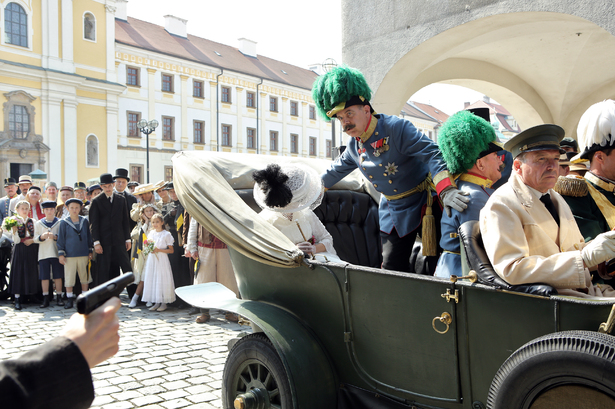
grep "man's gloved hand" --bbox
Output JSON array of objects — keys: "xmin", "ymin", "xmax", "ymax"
[
  {"xmin": 581, "ymin": 231, "xmax": 615, "ymax": 269},
  {"xmin": 440, "ymin": 187, "xmax": 470, "ymax": 217}
]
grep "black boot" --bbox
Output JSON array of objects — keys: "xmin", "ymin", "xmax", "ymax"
[
  {"xmin": 40, "ymin": 294, "xmax": 50, "ymax": 308},
  {"xmin": 14, "ymin": 298, "xmax": 22, "ymax": 310},
  {"xmin": 64, "ymin": 297, "xmax": 73, "ymax": 309},
  {"xmin": 55, "ymin": 294, "xmax": 64, "ymax": 306}
]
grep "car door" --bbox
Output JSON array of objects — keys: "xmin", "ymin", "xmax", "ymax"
[{"xmin": 344, "ymin": 268, "xmax": 462, "ymax": 405}]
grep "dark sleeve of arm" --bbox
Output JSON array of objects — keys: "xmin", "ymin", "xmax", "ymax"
[
  {"xmin": 0, "ymin": 337, "xmax": 94, "ymax": 409},
  {"xmin": 121, "ymin": 198, "xmax": 131, "ymax": 241},
  {"xmin": 85, "ymin": 219, "xmax": 94, "ymax": 251},
  {"xmin": 89, "ymin": 201, "xmax": 100, "ymax": 244}
]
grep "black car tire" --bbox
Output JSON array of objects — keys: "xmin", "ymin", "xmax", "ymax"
[
  {"xmin": 487, "ymin": 330, "xmax": 615, "ymax": 409},
  {"xmin": 222, "ymin": 333, "xmax": 293, "ymax": 409}
]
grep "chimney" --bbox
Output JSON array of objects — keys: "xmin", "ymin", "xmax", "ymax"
[
  {"xmin": 463, "ymin": 102, "xmax": 470, "ymax": 109},
  {"xmin": 115, "ymin": 0, "xmax": 128, "ymax": 21},
  {"xmin": 483, "ymin": 95, "xmax": 491, "ymax": 103},
  {"xmin": 164, "ymin": 15, "xmax": 187, "ymax": 38},
  {"xmin": 238, "ymin": 38, "xmax": 257, "ymax": 58}
]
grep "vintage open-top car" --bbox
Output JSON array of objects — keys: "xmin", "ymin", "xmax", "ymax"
[{"xmin": 173, "ymin": 151, "xmax": 615, "ymax": 409}]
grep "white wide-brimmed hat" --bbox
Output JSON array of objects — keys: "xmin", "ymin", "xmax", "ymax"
[{"xmin": 253, "ymin": 164, "xmax": 324, "ymax": 213}]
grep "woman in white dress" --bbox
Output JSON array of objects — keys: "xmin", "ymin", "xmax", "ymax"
[
  {"xmin": 253, "ymin": 164, "xmax": 339, "ymax": 262},
  {"xmin": 141, "ymin": 213, "xmax": 176, "ymax": 311}
]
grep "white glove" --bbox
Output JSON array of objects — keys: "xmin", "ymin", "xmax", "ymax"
[
  {"xmin": 581, "ymin": 231, "xmax": 615, "ymax": 269},
  {"xmin": 441, "ymin": 188, "xmax": 470, "ymax": 217},
  {"xmin": 297, "ymin": 241, "xmax": 316, "ymax": 255}
]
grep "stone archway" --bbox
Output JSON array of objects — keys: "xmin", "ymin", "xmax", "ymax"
[{"xmin": 344, "ymin": 3, "xmax": 615, "ymax": 139}]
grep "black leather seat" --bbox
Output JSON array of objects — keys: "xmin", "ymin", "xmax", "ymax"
[{"xmin": 458, "ymin": 220, "xmax": 557, "ymax": 297}]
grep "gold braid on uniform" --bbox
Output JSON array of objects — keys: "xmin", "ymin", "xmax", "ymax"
[{"xmin": 553, "ymin": 176, "xmax": 589, "ymax": 197}]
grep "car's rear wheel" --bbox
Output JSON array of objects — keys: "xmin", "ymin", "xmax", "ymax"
[
  {"xmin": 487, "ymin": 331, "xmax": 615, "ymax": 409},
  {"xmin": 222, "ymin": 333, "xmax": 293, "ymax": 409}
]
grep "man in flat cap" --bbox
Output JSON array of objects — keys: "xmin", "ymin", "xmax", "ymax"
[
  {"xmin": 554, "ymin": 100, "xmax": 615, "ymax": 244},
  {"xmin": 312, "ymin": 66, "xmax": 469, "ymax": 273},
  {"xmin": 480, "ymin": 124, "xmax": 615, "ymax": 297}
]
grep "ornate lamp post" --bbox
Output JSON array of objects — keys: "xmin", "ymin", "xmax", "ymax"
[{"xmin": 137, "ymin": 119, "xmax": 158, "ymax": 183}]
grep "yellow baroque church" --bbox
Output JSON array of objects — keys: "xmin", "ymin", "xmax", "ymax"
[{"xmin": 0, "ymin": 0, "xmax": 332, "ymax": 186}]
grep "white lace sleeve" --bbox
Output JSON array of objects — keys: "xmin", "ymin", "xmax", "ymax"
[
  {"xmin": 186, "ymin": 217, "xmax": 198, "ymax": 253},
  {"xmin": 307, "ymin": 211, "xmax": 337, "ymax": 255}
]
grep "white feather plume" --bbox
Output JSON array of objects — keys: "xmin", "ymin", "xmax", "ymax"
[{"xmin": 577, "ymin": 99, "xmax": 615, "ymax": 150}]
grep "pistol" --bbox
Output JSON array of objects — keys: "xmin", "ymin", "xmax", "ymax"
[{"xmin": 77, "ymin": 273, "xmax": 135, "ymax": 315}]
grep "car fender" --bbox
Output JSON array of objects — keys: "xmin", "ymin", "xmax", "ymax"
[{"xmin": 176, "ymin": 283, "xmax": 338, "ymax": 409}]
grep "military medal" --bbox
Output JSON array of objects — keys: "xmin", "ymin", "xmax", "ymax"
[
  {"xmin": 371, "ymin": 137, "xmax": 389, "ymax": 157},
  {"xmin": 385, "ymin": 162, "xmax": 398, "ymax": 175}
]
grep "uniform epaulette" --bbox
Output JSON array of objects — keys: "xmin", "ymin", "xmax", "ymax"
[{"xmin": 554, "ymin": 176, "xmax": 589, "ymax": 197}]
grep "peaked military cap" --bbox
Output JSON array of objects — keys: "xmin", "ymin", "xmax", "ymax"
[{"xmin": 503, "ymin": 124, "xmax": 565, "ymax": 158}]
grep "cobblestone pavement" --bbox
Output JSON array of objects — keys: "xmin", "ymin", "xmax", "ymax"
[{"xmin": 0, "ymin": 292, "xmax": 251, "ymax": 409}]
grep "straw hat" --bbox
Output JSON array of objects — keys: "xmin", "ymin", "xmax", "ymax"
[{"xmin": 133, "ymin": 183, "xmax": 156, "ymax": 195}]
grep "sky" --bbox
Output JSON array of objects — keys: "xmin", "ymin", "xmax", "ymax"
[{"xmin": 123, "ymin": 0, "xmax": 487, "ymax": 117}]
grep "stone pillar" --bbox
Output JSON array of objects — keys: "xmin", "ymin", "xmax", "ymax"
[
  {"xmin": 281, "ymin": 97, "xmax": 288, "ymax": 155},
  {"xmin": 61, "ymin": 0, "xmax": 74, "ymax": 73},
  {"xmin": 46, "ymin": 96, "xmax": 63, "ymax": 183},
  {"xmin": 63, "ymin": 100, "xmax": 79, "ymax": 185},
  {"xmin": 105, "ymin": 5, "xmax": 118, "ymax": 82},
  {"xmin": 106, "ymin": 104, "xmax": 119, "ymax": 174}
]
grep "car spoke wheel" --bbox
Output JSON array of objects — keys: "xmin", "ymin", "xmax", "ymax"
[
  {"xmin": 488, "ymin": 330, "xmax": 615, "ymax": 409},
  {"xmin": 223, "ymin": 333, "xmax": 293, "ymax": 409}
]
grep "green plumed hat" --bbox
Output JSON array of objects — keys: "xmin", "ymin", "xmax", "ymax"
[
  {"xmin": 438, "ymin": 110, "xmax": 500, "ymax": 174},
  {"xmin": 311, "ymin": 65, "xmax": 372, "ymax": 121}
]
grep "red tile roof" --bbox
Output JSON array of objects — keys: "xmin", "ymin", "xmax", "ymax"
[
  {"xmin": 116, "ymin": 17, "xmax": 318, "ymax": 90},
  {"xmin": 412, "ymin": 101, "xmax": 449, "ymax": 124},
  {"xmin": 464, "ymin": 100, "xmax": 520, "ymax": 133}
]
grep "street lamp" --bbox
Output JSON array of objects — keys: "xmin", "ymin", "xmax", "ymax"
[{"xmin": 137, "ymin": 119, "xmax": 158, "ymax": 183}]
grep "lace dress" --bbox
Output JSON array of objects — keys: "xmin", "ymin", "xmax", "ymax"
[{"xmin": 141, "ymin": 229, "xmax": 176, "ymax": 304}]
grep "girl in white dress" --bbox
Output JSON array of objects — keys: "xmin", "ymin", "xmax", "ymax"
[
  {"xmin": 128, "ymin": 204, "xmax": 158, "ymax": 308},
  {"xmin": 141, "ymin": 213, "xmax": 175, "ymax": 311},
  {"xmin": 253, "ymin": 164, "xmax": 339, "ymax": 262}
]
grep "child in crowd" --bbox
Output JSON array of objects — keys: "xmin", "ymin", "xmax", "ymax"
[
  {"xmin": 33, "ymin": 200, "xmax": 64, "ymax": 308},
  {"xmin": 141, "ymin": 213, "xmax": 175, "ymax": 311},
  {"xmin": 57, "ymin": 198, "xmax": 93, "ymax": 309},
  {"xmin": 128, "ymin": 204, "xmax": 158, "ymax": 308},
  {"xmin": 5, "ymin": 201, "xmax": 39, "ymax": 310}
]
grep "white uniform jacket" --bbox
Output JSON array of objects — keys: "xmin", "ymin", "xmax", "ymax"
[{"xmin": 480, "ymin": 172, "xmax": 590, "ymax": 290}]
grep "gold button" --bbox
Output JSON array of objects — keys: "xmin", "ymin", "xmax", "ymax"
[
  {"xmin": 375, "ymin": 132, "xmax": 379, "ymax": 135},
  {"xmin": 394, "ymin": 189, "xmax": 398, "ymax": 192},
  {"xmin": 362, "ymin": 167, "xmax": 366, "ymax": 170},
  {"xmin": 379, "ymin": 164, "xmax": 382, "ymax": 167},
  {"xmin": 369, "ymin": 175, "xmax": 373, "ymax": 179},
  {"xmin": 389, "ymin": 180, "xmax": 392, "ymax": 184},
  {"xmin": 374, "ymin": 184, "xmax": 378, "ymax": 188},
  {"xmin": 383, "ymin": 173, "xmax": 388, "ymax": 177}
]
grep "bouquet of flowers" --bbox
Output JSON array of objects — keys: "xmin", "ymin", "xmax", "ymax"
[
  {"xmin": 142, "ymin": 239, "xmax": 157, "ymax": 258},
  {"xmin": 2, "ymin": 215, "xmax": 22, "ymax": 231}
]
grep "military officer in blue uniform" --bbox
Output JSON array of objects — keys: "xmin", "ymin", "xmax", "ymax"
[
  {"xmin": 313, "ymin": 66, "xmax": 470, "ymax": 273},
  {"xmin": 434, "ymin": 110, "xmax": 504, "ymax": 278}
]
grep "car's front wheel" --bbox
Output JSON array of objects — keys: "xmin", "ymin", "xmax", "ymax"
[
  {"xmin": 222, "ymin": 333, "xmax": 293, "ymax": 409},
  {"xmin": 488, "ymin": 330, "xmax": 615, "ymax": 408}
]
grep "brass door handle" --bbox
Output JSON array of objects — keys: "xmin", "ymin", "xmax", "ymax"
[{"xmin": 432, "ymin": 312, "xmax": 452, "ymax": 334}]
